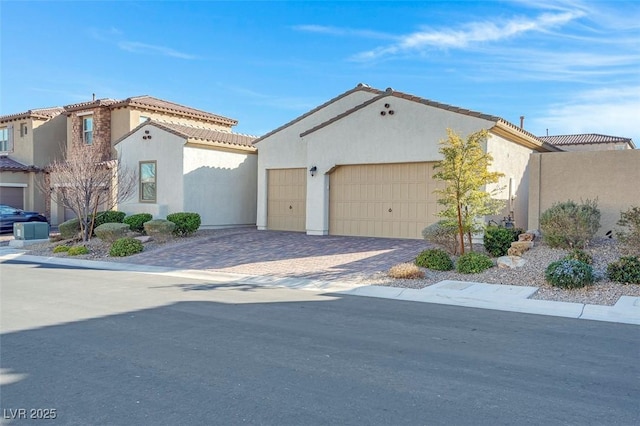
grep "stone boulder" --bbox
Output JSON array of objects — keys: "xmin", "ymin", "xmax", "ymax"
[
  {"xmin": 508, "ymin": 241, "xmax": 534, "ymax": 256},
  {"xmin": 518, "ymin": 232, "xmax": 536, "ymax": 242},
  {"xmin": 497, "ymin": 256, "xmax": 527, "ymax": 269}
]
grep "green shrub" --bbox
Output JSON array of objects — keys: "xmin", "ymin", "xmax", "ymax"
[
  {"xmin": 53, "ymin": 245, "xmax": 70, "ymax": 253},
  {"xmin": 123, "ymin": 213, "xmax": 153, "ymax": 233},
  {"xmin": 456, "ymin": 252, "xmax": 494, "ymax": 274},
  {"xmin": 388, "ymin": 263, "xmax": 425, "ymax": 279},
  {"xmin": 422, "ymin": 220, "xmax": 459, "ymax": 255},
  {"xmin": 415, "ymin": 248, "xmax": 454, "ymax": 271},
  {"xmin": 483, "ymin": 226, "xmax": 519, "ymax": 257},
  {"xmin": 540, "ymin": 200, "xmax": 601, "ymax": 249},
  {"xmin": 109, "ymin": 237, "xmax": 144, "ymax": 257},
  {"xmin": 67, "ymin": 245, "xmax": 89, "ymax": 256},
  {"xmin": 94, "ymin": 222, "xmax": 130, "ymax": 242},
  {"xmin": 564, "ymin": 248, "xmax": 593, "ymax": 265},
  {"xmin": 607, "ymin": 256, "xmax": 640, "ymax": 284},
  {"xmin": 616, "ymin": 206, "xmax": 640, "ymax": 257},
  {"xmin": 143, "ymin": 219, "xmax": 176, "ymax": 242},
  {"xmin": 167, "ymin": 212, "xmax": 201, "ymax": 237},
  {"xmin": 545, "ymin": 259, "xmax": 594, "ymax": 289},
  {"xmin": 92, "ymin": 211, "xmax": 126, "ymax": 228},
  {"xmin": 58, "ymin": 218, "xmax": 81, "ymax": 239}
]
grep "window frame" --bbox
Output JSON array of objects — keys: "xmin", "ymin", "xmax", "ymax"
[
  {"xmin": 0, "ymin": 125, "xmax": 13, "ymax": 152},
  {"xmin": 139, "ymin": 160, "xmax": 157, "ymax": 203},
  {"xmin": 0, "ymin": 127, "xmax": 8, "ymax": 152},
  {"xmin": 82, "ymin": 116, "xmax": 93, "ymax": 145}
]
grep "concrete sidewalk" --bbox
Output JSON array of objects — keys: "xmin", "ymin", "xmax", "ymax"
[{"xmin": 2, "ymin": 248, "xmax": 639, "ymax": 325}]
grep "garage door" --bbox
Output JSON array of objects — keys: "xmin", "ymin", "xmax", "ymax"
[
  {"xmin": 329, "ymin": 162, "xmax": 444, "ymax": 239},
  {"xmin": 0, "ymin": 186, "xmax": 24, "ymax": 209},
  {"xmin": 267, "ymin": 168, "xmax": 306, "ymax": 232}
]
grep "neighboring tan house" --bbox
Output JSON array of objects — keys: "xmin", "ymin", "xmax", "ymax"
[
  {"xmin": 115, "ymin": 120, "xmax": 257, "ymax": 228},
  {"xmin": 49, "ymin": 95, "xmax": 241, "ymax": 224},
  {"xmin": 254, "ymin": 84, "xmax": 560, "ymax": 239},
  {"xmin": 539, "ymin": 133, "xmax": 636, "ymax": 151},
  {"xmin": 0, "ymin": 107, "xmax": 66, "ymax": 211}
]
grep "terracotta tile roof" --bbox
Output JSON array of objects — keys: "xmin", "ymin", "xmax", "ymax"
[
  {"xmin": 64, "ymin": 98, "xmax": 119, "ymax": 112},
  {"xmin": 158, "ymin": 122, "xmax": 256, "ymax": 148},
  {"xmin": 252, "ymin": 83, "xmax": 383, "ymax": 144},
  {"xmin": 539, "ymin": 133, "xmax": 635, "ymax": 148},
  {"xmin": 109, "ymin": 96, "xmax": 238, "ymax": 126},
  {"xmin": 63, "ymin": 95, "xmax": 237, "ymax": 126},
  {"xmin": 113, "ymin": 120, "xmax": 256, "ymax": 151},
  {"xmin": 0, "ymin": 107, "xmax": 64, "ymax": 123},
  {"xmin": 0, "ymin": 156, "xmax": 39, "ymax": 172}
]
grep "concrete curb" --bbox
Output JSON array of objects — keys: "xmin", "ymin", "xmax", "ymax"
[{"xmin": 2, "ymin": 249, "xmax": 638, "ymax": 325}]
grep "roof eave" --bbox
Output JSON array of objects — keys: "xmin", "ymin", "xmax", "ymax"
[
  {"xmin": 185, "ymin": 139, "xmax": 257, "ymax": 153},
  {"xmin": 491, "ymin": 121, "xmax": 562, "ymax": 152}
]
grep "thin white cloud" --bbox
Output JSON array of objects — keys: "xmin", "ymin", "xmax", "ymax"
[
  {"xmin": 530, "ymin": 86, "xmax": 640, "ymax": 142},
  {"xmin": 293, "ymin": 25, "xmax": 396, "ymax": 40},
  {"xmin": 351, "ymin": 10, "xmax": 583, "ymax": 61},
  {"xmin": 117, "ymin": 41, "xmax": 197, "ymax": 60}
]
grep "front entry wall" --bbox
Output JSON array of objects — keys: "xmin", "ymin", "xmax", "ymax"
[
  {"xmin": 267, "ymin": 168, "xmax": 307, "ymax": 232},
  {"xmin": 329, "ymin": 162, "xmax": 444, "ymax": 239}
]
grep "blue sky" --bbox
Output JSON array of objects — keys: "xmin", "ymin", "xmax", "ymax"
[{"xmin": 2, "ymin": 0, "xmax": 639, "ymax": 142}]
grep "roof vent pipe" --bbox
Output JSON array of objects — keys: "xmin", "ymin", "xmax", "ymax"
[
  {"xmin": 92, "ymin": 93, "xmax": 96, "ymax": 101},
  {"xmin": 520, "ymin": 116, "xmax": 525, "ymax": 129}
]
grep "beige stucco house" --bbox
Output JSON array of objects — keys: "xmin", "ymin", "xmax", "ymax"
[
  {"xmin": 115, "ymin": 120, "xmax": 257, "ymax": 228},
  {"xmin": 0, "ymin": 107, "xmax": 66, "ymax": 211},
  {"xmin": 48, "ymin": 95, "xmax": 241, "ymax": 224},
  {"xmin": 255, "ymin": 84, "xmax": 560, "ymax": 239}
]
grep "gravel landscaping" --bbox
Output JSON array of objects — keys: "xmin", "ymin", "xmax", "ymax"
[
  {"xmin": 359, "ymin": 238, "xmax": 640, "ymax": 306},
  {"xmin": 2, "ymin": 230, "xmax": 639, "ymax": 307}
]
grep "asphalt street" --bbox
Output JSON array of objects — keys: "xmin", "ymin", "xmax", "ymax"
[{"xmin": 1, "ymin": 260, "xmax": 639, "ymax": 425}]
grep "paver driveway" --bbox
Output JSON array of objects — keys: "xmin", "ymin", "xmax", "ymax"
[{"xmin": 125, "ymin": 228, "xmax": 430, "ymax": 281}]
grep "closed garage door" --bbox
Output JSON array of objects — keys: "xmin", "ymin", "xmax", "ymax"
[
  {"xmin": 267, "ymin": 168, "xmax": 306, "ymax": 232},
  {"xmin": 329, "ymin": 162, "xmax": 444, "ymax": 239},
  {"xmin": 0, "ymin": 186, "xmax": 24, "ymax": 209}
]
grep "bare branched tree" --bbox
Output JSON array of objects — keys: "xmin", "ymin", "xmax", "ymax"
[{"xmin": 40, "ymin": 144, "xmax": 136, "ymax": 241}]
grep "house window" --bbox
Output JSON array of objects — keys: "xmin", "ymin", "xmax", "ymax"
[
  {"xmin": 83, "ymin": 116, "xmax": 93, "ymax": 144},
  {"xmin": 615, "ymin": 144, "xmax": 626, "ymax": 150},
  {"xmin": 0, "ymin": 125, "xmax": 13, "ymax": 152},
  {"xmin": 139, "ymin": 115, "xmax": 149, "ymax": 124},
  {"xmin": 20, "ymin": 123, "xmax": 28, "ymax": 137},
  {"xmin": 140, "ymin": 161, "xmax": 157, "ymax": 202},
  {"xmin": 0, "ymin": 128, "xmax": 8, "ymax": 151}
]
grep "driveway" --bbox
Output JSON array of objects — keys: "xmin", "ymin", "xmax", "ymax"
[{"xmin": 123, "ymin": 228, "xmax": 430, "ymax": 281}]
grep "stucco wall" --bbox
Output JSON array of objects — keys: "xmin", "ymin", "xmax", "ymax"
[
  {"xmin": 255, "ymin": 89, "xmax": 379, "ymax": 230},
  {"xmin": 557, "ymin": 142, "xmax": 631, "ymax": 152},
  {"xmin": 33, "ymin": 115, "xmax": 67, "ymax": 167},
  {"xmin": 116, "ymin": 125, "xmax": 185, "ymax": 218},
  {"xmin": 528, "ymin": 150, "xmax": 640, "ymax": 236},
  {"xmin": 486, "ymin": 133, "xmax": 536, "ymax": 229},
  {"xmin": 183, "ymin": 147, "xmax": 257, "ymax": 227},
  {"xmin": 301, "ymin": 96, "xmax": 496, "ymax": 235}
]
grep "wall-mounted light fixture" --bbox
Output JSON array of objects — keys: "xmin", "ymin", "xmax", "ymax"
[{"xmin": 309, "ymin": 166, "xmax": 317, "ymax": 177}]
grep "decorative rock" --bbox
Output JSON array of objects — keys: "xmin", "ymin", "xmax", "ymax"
[
  {"xmin": 518, "ymin": 232, "xmax": 536, "ymax": 242},
  {"xmin": 134, "ymin": 236, "xmax": 152, "ymax": 243},
  {"xmin": 508, "ymin": 240, "xmax": 534, "ymax": 256},
  {"xmin": 497, "ymin": 256, "xmax": 527, "ymax": 269}
]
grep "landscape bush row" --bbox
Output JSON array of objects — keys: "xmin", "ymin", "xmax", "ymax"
[
  {"xmin": 55, "ymin": 211, "xmax": 201, "ymax": 257},
  {"xmin": 395, "ymin": 201, "xmax": 640, "ymax": 288}
]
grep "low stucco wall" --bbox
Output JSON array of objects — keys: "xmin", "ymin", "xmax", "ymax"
[{"xmin": 528, "ymin": 150, "xmax": 640, "ymax": 236}]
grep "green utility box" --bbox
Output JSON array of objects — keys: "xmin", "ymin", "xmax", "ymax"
[{"xmin": 13, "ymin": 222, "xmax": 50, "ymax": 240}]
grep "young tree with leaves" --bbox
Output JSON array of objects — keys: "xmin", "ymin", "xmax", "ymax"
[
  {"xmin": 41, "ymin": 144, "xmax": 136, "ymax": 241},
  {"xmin": 433, "ymin": 129, "xmax": 505, "ymax": 254}
]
